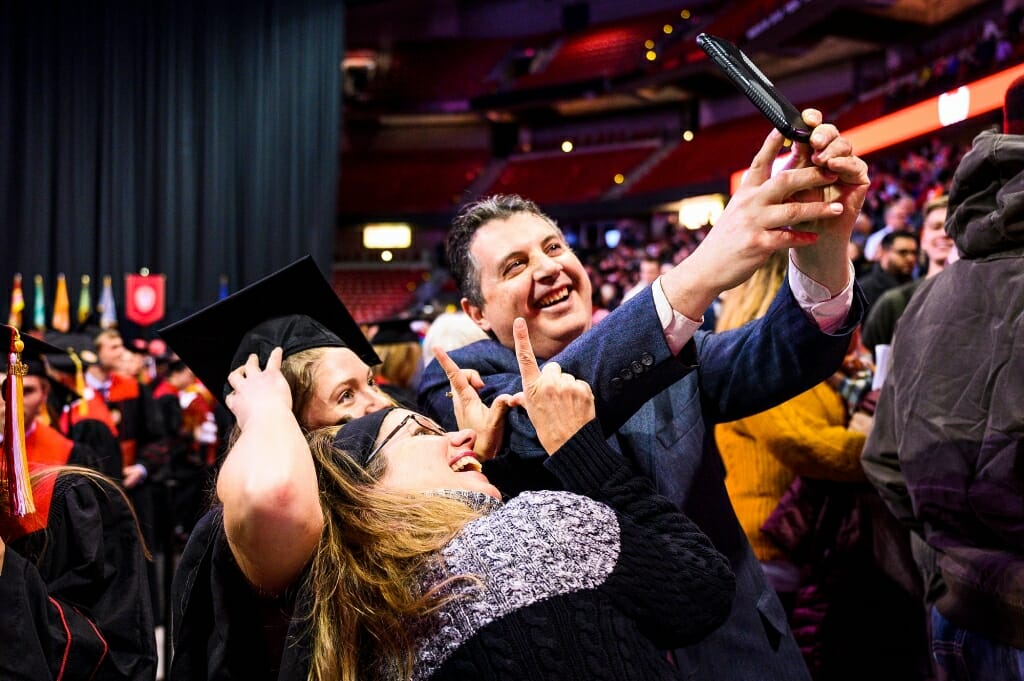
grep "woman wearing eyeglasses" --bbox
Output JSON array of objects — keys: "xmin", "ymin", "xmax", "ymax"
[{"xmin": 170, "ymin": 319, "xmax": 734, "ymax": 681}]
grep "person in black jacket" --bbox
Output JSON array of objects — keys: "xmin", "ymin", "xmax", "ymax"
[{"xmin": 1, "ymin": 328, "xmax": 157, "ymax": 680}]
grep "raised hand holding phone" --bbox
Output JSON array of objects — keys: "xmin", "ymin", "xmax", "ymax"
[
  {"xmin": 698, "ymin": 32, "xmax": 869, "ymax": 294},
  {"xmin": 512, "ymin": 317, "xmax": 595, "ymax": 455}
]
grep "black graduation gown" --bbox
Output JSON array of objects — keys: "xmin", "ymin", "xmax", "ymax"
[
  {"xmin": 0, "ymin": 472, "xmax": 158, "ymax": 680},
  {"xmin": 168, "ymin": 507, "xmax": 309, "ymax": 681}
]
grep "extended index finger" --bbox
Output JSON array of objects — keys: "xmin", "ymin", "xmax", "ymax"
[
  {"xmin": 433, "ymin": 346, "xmax": 475, "ymax": 399},
  {"xmin": 512, "ymin": 317, "xmax": 541, "ymax": 388}
]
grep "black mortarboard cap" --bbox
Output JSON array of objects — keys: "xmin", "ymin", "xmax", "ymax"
[
  {"xmin": 158, "ymin": 256, "xmax": 379, "ymax": 399},
  {"xmin": 370, "ymin": 318, "xmax": 422, "ymax": 345},
  {"xmin": 43, "ymin": 333, "xmax": 99, "ymax": 374},
  {"xmin": 0, "ymin": 330, "xmax": 67, "ymax": 377},
  {"xmin": 0, "ymin": 329, "xmax": 80, "ymax": 405}
]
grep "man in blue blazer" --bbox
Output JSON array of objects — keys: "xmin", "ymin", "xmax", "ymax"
[{"xmin": 419, "ymin": 116, "xmax": 869, "ymax": 680}]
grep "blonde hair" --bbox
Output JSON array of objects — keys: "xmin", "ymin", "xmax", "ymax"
[
  {"xmin": 715, "ymin": 251, "xmax": 788, "ymax": 332},
  {"xmin": 1, "ymin": 465, "xmax": 151, "ymax": 561},
  {"xmin": 281, "ymin": 346, "xmax": 330, "ymax": 428},
  {"xmin": 373, "ymin": 342, "xmax": 422, "ymax": 389},
  {"xmin": 304, "ymin": 426, "xmax": 485, "ymax": 681}
]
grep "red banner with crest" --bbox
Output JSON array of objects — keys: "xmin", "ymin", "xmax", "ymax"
[{"xmin": 124, "ymin": 273, "xmax": 166, "ymax": 326}]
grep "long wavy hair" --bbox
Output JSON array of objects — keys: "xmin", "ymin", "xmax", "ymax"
[
  {"xmin": 303, "ymin": 425, "xmax": 486, "ymax": 681},
  {"xmin": 1, "ymin": 465, "xmax": 151, "ymax": 561},
  {"xmin": 715, "ymin": 250, "xmax": 788, "ymax": 332}
]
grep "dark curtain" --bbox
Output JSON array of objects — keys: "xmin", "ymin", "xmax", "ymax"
[{"xmin": 0, "ymin": 0, "xmax": 344, "ymax": 327}]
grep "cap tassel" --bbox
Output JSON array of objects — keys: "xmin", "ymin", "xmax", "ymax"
[
  {"xmin": 69, "ymin": 351, "xmax": 88, "ymax": 417},
  {"xmin": 3, "ymin": 327, "xmax": 36, "ymax": 517}
]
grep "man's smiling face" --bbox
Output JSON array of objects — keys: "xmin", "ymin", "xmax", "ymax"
[{"xmin": 462, "ymin": 212, "xmax": 592, "ymax": 360}]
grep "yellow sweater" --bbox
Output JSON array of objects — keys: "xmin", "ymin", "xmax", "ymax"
[{"xmin": 715, "ymin": 382, "xmax": 867, "ymax": 562}]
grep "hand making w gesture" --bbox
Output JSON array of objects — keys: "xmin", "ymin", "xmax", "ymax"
[
  {"xmin": 433, "ymin": 346, "xmax": 514, "ymax": 461},
  {"xmin": 512, "ymin": 317, "xmax": 596, "ymax": 455}
]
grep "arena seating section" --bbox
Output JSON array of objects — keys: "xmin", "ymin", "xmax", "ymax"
[
  {"xmin": 512, "ymin": 10, "xmax": 681, "ymax": 90},
  {"xmin": 339, "ymin": 150, "xmax": 489, "ymax": 215},
  {"xmin": 484, "ymin": 142, "xmax": 658, "ymax": 205},
  {"xmin": 366, "ymin": 38, "xmax": 517, "ymax": 104},
  {"xmin": 333, "ymin": 267, "xmax": 429, "ymax": 323},
  {"xmin": 628, "ymin": 94, "xmax": 847, "ymax": 197},
  {"xmin": 339, "ymin": 1, "xmax": 1017, "ymax": 219}
]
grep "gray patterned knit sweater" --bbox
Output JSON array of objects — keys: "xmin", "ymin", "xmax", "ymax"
[{"xmin": 405, "ymin": 420, "xmax": 736, "ymax": 680}]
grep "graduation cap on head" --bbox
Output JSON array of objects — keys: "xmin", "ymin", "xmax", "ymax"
[
  {"xmin": 370, "ymin": 318, "xmax": 423, "ymax": 345},
  {"xmin": 0, "ymin": 331, "xmax": 66, "ymax": 378},
  {"xmin": 1, "ymin": 326, "xmax": 69, "ymax": 516},
  {"xmin": 1, "ymin": 330, "xmax": 76, "ymax": 411},
  {"xmin": 0, "ymin": 331, "xmax": 78, "ymax": 408},
  {"xmin": 42, "ymin": 332, "xmax": 99, "ymax": 373},
  {"xmin": 158, "ymin": 256, "xmax": 379, "ymax": 400}
]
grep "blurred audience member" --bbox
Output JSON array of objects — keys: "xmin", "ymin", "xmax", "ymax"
[
  {"xmin": 715, "ymin": 255, "xmax": 931, "ymax": 681},
  {"xmin": 857, "ymin": 230, "xmax": 919, "ymax": 308},
  {"xmin": 714, "ymin": 252, "xmax": 865, "ymax": 604},
  {"xmin": 419, "ymin": 312, "xmax": 488, "ymax": 372},
  {"xmin": 370, "ymin": 319, "xmax": 423, "ymax": 409},
  {"xmin": 151, "ymin": 359, "xmax": 218, "ymax": 544},
  {"xmin": 621, "ymin": 256, "xmax": 661, "ymax": 302},
  {"xmin": 865, "ymin": 196, "xmax": 915, "ymax": 261},
  {"xmin": 862, "ymin": 196, "xmax": 951, "ymax": 356}
]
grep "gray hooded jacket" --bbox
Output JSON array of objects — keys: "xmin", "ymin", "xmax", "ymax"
[{"xmin": 863, "ymin": 130, "xmax": 1024, "ymax": 647}]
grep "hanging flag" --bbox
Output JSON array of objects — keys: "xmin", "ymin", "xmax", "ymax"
[
  {"xmin": 218, "ymin": 274, "xmax": 229, "ymax": 301},
  {"xmin": 8, "ymin": 273, "xmax": 24, "ymax": 328},
  {"xmin": 52, "ymin": 273, "xmax": 70, "ymax": 333},
  {"xmin": 77, "ymin": 274, "xmax": 92, "ymax": 325},
  {"xmin": 32, "ymin": 275, "xmax": 45, "ymax": 332},
  {"xmin": 2, "ymin": 325, "xmax": 35, "ymax": 517},
  {"xmin": 98, "ymin": 275, "xmax": 117, "ymax": 329},
  {"xmin": 125, "ymin": 271, "xmax": 166, "ymax": 327}
]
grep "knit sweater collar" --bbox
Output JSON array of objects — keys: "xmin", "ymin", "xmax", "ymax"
[{"xmin": 426, "ymin": 489, "xmax": 503, "ymax": 514}]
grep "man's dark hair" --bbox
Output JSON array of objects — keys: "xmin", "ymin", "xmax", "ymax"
[
  {"xmin": 881, "ymin": 229, "xmax": 919, "ymax": 250},
  {"xmin": 446, "ymin": 194, "xmax": 562, "ymax": 308}
]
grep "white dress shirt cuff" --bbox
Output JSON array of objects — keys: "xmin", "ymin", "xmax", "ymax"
[
  {"xmin": 653, "ymin": 276, "xmax": 702, "ymax": 355},
  {"xmin": 788, "ymin": 251, "xmax": 855, "ymax": 334}
]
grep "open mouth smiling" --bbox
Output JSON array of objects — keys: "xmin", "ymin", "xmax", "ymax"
[
  {"xmin": 450, "ymin": 454, "xmax": 482, "ymax": 473},
  {"xmin": 535, "ymin": 286, "xmax": 570, "ymax": 308}
]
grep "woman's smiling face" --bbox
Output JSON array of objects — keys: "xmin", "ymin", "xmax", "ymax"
[{"xmin": 373, "ymin": 409, "xmax": 502, "ymax": 500}]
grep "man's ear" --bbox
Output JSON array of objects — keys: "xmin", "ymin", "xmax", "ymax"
[{"xmin": 461, "ymin": 297, "xmax": 491, "ymax": 333}]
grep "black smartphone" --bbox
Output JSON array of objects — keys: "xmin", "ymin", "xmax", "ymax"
[{"xmin": 696, "ymin": 32, "xmax": 812, "ymax": 143}]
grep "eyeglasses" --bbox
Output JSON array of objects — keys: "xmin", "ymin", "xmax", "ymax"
[{"xmin": 367, "ymin": 412, "xmax": 447, "ymax": 463}]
